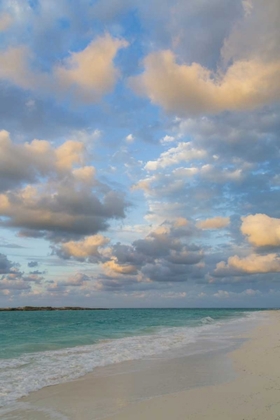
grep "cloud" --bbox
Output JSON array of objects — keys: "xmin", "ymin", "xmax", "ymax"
[
  {"xmin": 221, "ymin": 0, "xmax": 280, "ymax": 65},
  {"xmin": 28, "ymin": 261, "xmax": 38, "ymax": 268},
  {"xmin": 200, "ymin": 164, "xmax": 244, "ymax": 183},
  {"xmin": 0, "ymin": 12, "xmax": 12, "ymax": 32},
  {"xmin": 0, "ymin": 130, "xmax": 85, "ymax": 191},
  {"xmin": 54, "ymin": 34, "xmax": 128, "ymax": 102},
  {"xmin": 54, "ymin": 235, "xmax": 110, "ymax": 260},
  {"xmin": 92, "ymin": 0, "xmax": 242, "ymax": 69},
  {"xmin": 168, "ymin": 248, "xmax": 204, "ymax": 264},
  {"xmin": 1, "ymin": 0, "xmax": 280, "ymax": 306},
  {"xmin": 0, "ymin": 35, "xmax": 128, "ymax": 103},
  {"xmin": 196, "ymin": 216, "xmax": 230, "ymax": 230},
  {"xmin": 102, "ymin": 259, "xmax": 138, "ymax": 275},
  {"xmin": 144, "ymin": 142, "xmax": 206, "ymax": 171},
  {"xmin": 0, "ymin": 260, "xmax": 44, "ymax": 296},
  {"xmin": 55, "ymin": 273, "xmax": 92, "ymax": 288},
  {"xmin": 0, "ymin": 46, "xmax": 41, "ymax": 90},
  {"xmin": 29, "ymin": 270, "xmax": 45, "ymax": 275},
  {"xmin": 213, "ymin": 288, "xmax": 260, "ymax": 298},
  {"xmin": 241, "ymin": 214, "xmax": 280, "ymax": 247},
  {"xmin": 129, "ymin": 0, "xmax": 280, "ymax": 117},
  {"xmin": 141, "ymin": 260, "xmax": 204, "ymax": 283},
  {"xmin": 0, "ymin": 130, "xmax": 129, "ymax": 240},
  {"xmin": 0, "ymin": 276, "xmax": 31, "ymax": 292},
  {"xmin": 0, "ymin": 253, "xmax": 15, "ymax": 274},
  {"xmin": 215, "ymin": 253, "xmax": 280, "ymax": 275},
  {"xmin": 160, "ymin": 135, "xmax": 175, "ymax": 144},
  {"xmin": 0, "ymin": 184, "xmax": 128, "ymax": 239},
  {"xmin": 131, "ymin": 50, "xmax": 280, "ymax": 116},
  {"xmin": 97, "ymin": 220, "xmax": 204, "ymax": 283},
  {"xmin": 126, "ymin": 134, "xmax": 134, "ymax": 143},
  {"xmin": 94, "ymin": 275, "xmax": 142, "ymax": 292}
]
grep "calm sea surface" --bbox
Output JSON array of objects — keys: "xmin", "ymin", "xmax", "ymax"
[{"xmin": 0, "ymin": 308, "xmax": 266, "ymax": 406}]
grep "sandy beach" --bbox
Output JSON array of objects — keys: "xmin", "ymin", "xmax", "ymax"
[
  {"xmin": 1, "ymin": 310, "xmax": 279, "ymax": 420},
  {"xmin": 104, "ymin": 310, "xmax": 280, "ymax": 420}
]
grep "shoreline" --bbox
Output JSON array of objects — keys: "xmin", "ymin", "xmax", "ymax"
[
  {"xmin": 0, "ymin": 309, "xmax": 273, "ymax": 420},
  {"xmin": 104, "ymin": 309, "xmax": 279, "ymax": 420}
]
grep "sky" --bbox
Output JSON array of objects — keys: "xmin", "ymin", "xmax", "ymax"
[{"xmin": 0, "ymin": 0, "xmax": 280, "ymax": 308}]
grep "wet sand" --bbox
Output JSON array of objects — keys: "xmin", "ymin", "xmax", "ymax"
[{"xmin": 2, "ymin": 310, "xmax": 278, "ymax": 420}]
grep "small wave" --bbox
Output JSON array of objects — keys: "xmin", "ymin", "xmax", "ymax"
[
  {"xmin": 201, "ymin": 316, "xmax": 215, "ymax": 324},
  {"xmin": 0, "ymin": 310, "xmax": 266, "ymax": 407}
]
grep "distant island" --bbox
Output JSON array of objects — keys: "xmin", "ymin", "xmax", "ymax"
[{"xmin": 0, "ymin": 306, "xmax": 109, "ymax": 311}]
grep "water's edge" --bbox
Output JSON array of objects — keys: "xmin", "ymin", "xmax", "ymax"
[{"xmin": 0, "ymin": 309, "xmax": 268, "ymax": 408}]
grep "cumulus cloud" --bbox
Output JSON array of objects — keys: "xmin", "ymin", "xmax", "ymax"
[
  {"xmin": 95, "ymin": 220, "xmax": 204, "ymax": 285},
  {"xmin": 55, "ymin": 235, "xmax": 110, "ymax": 260},
  {"xmin": 0, "ymin": 130, "xmax": 86, "ymax": 191},
  {"xmin": 131, "ymin": 50, "xmax": 280, "ymax": 116},
  {"xmin": 102, "ymin": 259, "xmax": 138, "ymax": 275},
  {"xmin": 0, "ymin": 253, "xmax": 15, "ymax": 274},
  {"xmin": 0, "ymin": 132, "xmax": 129, "ymax": 240},
  {"xmin": 215, "ymin": 253, "xmax": 280, "ymax": 276},
  {"xmin": 241, "ymin": 214, "xmax": 280, "ymax": 247},
  {"xmin": 58, "ymin": 219, "xmax": 204, "ymax": 293},
  {"xmin": 0, "ymin": 259, "xmax": 44, "ymax": 297},
  {"xmin": 196, "ymin": 216, "xmax": 230, "ymax": 230},
  {"xmin": 0, "ymin": 46, "xmax": 43, "ymax": 90},
  {"xmin": 130, "ymin": 0, "xmax": 280, "ymax": 118},
  {"xmin": 0, "ymin": 183, "xmax": 128, "ymax": 239},
  {"xmin": 0, "ymin": 276, "xmax": 30, "ymax": 292},
  {"xmin": 0, "ymin": 34, "xmax": 128, "ymax": 103},
  {"xmin": 1, "ymin": 0, "xmax": 280, "ymax": 305},
  {"xmin": 54, "ymin": 34, "xmax": 128, "ymax": 102}
]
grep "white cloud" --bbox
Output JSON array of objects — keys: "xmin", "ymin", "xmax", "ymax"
[
  {"xmin": 102, "ymin": 259, "xmax": 138, "ymax": 276},
  {"xmin": 215, "ymin": 253, "xmax": 280, "ymax": 275},
  {"xmin": 0, "ymin": 34, "xmax": 128, "ymax": 103},
  {"xmin": 196, "ymin": 216, "xmax": 230, "ymax": 230},
  {"xmin": 54, "ymin": 34, "xmax": 128, "ymax": 102},
  {"xmin": 241, "ymin": 214, "xmax": 280, "ymax": 247},
  {"xmin": 0, "ymin": 46, "xmax": 44, "ymax": 90},
  {"xmin": 131, "ymin": 50, "xmax": 280, "ymax": 116},
  {"xmin": 160, "ymin": 135, "xmax": 175, "ymax": 144},
  {"xmin": 56, "ymin": 235, "xmax": 110, "ymax": 259},
  {"xmin": 126, "ymin": 134, "xmax": 134, "ymax": 143}
]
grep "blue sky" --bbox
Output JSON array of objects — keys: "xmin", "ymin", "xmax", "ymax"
[{"xmin": 0, "ymin": 0, "xmax": 280, "ymax": 307}]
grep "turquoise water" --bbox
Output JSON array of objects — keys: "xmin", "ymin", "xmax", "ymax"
[
  {"xmin": 0, "ymin": 308, "xmax": 266, "ymax": 406},
  {"xmin": 0, "ymin": 308, "xmax": 259, "ymax": 358}
]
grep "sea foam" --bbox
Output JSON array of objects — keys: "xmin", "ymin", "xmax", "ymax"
[{"xmin": 0, "ymin": 310, "xmax": 265, "ymax": 407}]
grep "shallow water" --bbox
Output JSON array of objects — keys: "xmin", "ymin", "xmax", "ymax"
[{"xmin": 0, "ymin": 308, "xmax": 267, "ymax": 407}]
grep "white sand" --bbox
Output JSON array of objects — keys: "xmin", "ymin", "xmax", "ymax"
[
  {"xmin": 104, "ymin": 310, "xmax": 280, "ymax": 420},
  {"xmin": 2, "ymin": 310, "xmax": 280, "ymax": 420}
]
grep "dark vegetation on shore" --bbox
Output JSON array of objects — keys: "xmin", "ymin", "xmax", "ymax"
[{"xmin": 0, "ymin": 306, "xmax": 109, "ymax": 311}]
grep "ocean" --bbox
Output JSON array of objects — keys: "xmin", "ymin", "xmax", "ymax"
[{"xmin": 0, "ymin": 308, "xmax": 266, "ymax": 408}]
